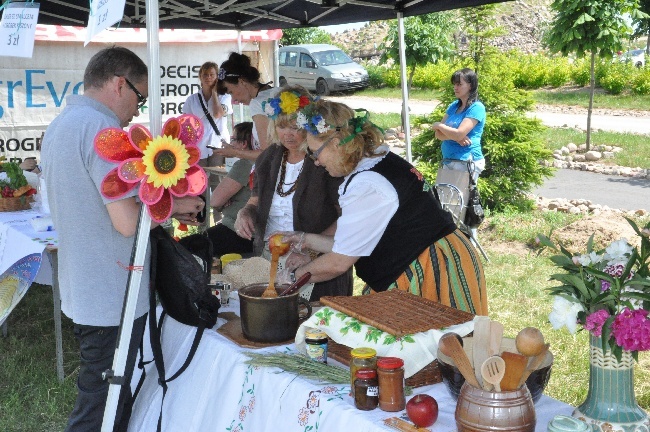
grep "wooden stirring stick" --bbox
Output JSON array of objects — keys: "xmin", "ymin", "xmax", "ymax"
[
  {"xmin": 261, "ymin": 250, "xmax": 281, "ymax": 298},
  {"xmin": 439, "ymin": 333, "xmax": 481, "ymax": 389},
  {"xmin": 517, "ymin": 343, "xmax": 550, "ymax": 388}
]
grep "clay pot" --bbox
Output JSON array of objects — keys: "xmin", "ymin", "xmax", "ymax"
[
  {"xmin": 455, "ymin": 382, "xmax": 536, "ymax": 432},
  {"xmin": 238, "ymin": 283, "xmax": 312, "ymax": 343}
]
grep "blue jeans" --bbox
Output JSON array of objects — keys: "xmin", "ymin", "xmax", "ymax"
[{"xmin": 65, "ymin": 314, "xmax": 146, "ymax": 432}]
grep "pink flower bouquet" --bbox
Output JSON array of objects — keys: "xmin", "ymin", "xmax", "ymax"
[{"xmin": 537, "ymin": 218, "xmax": 650, "ymax": 359}]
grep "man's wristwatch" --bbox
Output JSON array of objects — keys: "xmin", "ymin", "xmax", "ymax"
[{"xmin": 289, "ymin": 270, "xmax": 297, "ymax": 283}]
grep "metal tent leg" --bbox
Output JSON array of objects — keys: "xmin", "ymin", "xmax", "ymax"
[{"xmin": 47, "ymin": 248, "xmax": 65, "ymax": 383}]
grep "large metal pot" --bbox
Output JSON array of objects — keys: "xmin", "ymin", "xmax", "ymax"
[{"xmin": 238, "ymin": 283, "xmax": 312, "ymax": 343}]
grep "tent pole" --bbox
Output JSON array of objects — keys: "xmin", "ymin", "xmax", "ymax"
[
  {"xmin": 100, "ymin": 0, "xmax": 158, "ymax": 429},
  {"xmin": 397, "ymin": 11, "xmax": 412, "ymax": 163},
  {"xmin": 274, "ymin": 39, "xmax": 280, "ymax": 87},
  {"xmin": 237, "ymin": 31, "xmax": 244, "ymax": 123}
]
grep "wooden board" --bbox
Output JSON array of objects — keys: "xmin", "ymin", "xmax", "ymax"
[{"xmin": 216, "ymin": 312, "xmax": 294, "ymax": 349}]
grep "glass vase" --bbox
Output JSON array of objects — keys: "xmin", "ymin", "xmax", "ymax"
[{"xmin": 573, "ymin": 334, "xmax": 649, "ymax": 432}]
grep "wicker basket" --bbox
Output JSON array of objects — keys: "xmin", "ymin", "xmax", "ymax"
[{"xmin": 0, "ymin": 195, "xmax": 34, "ymax": 212}]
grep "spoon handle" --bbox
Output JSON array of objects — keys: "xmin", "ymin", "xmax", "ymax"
[
  {"xmin": 517, "ymin": 343, "xmax": 550, "ymax": 388},
  {"xmin": 440, "ymin": 334, "xmax": 481, "ymax": 389}
]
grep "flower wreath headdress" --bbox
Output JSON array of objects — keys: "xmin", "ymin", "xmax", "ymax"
[
  {"xmin": 94, "ymin": 114, "xmax": 207, "ymax": 223},
  {"xmin": 296, "ymin": 106, "xmax": 383, "ymax": 145},
  {"xmin": 261, "ymin": 90, "xmax": 313, "ymax": 120}
]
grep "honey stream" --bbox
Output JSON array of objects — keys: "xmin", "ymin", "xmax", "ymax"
[{"xmin": 261, "ymin": 250, "xmax": 281, "ymax": 298}]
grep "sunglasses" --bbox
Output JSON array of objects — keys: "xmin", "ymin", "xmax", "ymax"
[
  {"xmin": 307, "ymin": 135, "xmax": 337, "ymax": 162},
  {"xmin": 117, "ymin": 75, "xmax": 147, "ymax": 109}
]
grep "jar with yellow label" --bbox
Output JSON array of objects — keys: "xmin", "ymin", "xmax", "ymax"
[
  {"xmin": 305, "ymin": 329, "xmax": 328, "ymax": 363},
  {"xmin": 350, "ymin": 347, "xmax": 377, "ymax": 398}
]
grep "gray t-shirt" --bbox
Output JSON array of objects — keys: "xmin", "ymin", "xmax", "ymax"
[
  {"xmin": 220, "ymin": 159, "xmax": 253, "ymax": 231},
  {"xmin": 41, "ymin": 95, "xmax": 149, "ymax": 326}
]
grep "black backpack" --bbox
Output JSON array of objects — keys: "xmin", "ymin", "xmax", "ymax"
[{"xmin": 135, "ymin": 226, "xmax": 220, "ymax": 431}]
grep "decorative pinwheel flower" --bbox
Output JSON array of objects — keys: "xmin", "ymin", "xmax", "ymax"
[{"xmin": 94, "ymin": 114, "xmax": 207, "ymax": 222}]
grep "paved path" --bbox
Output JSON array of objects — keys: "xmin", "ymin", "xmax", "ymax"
[
  {"xmin": 532, "ymin": 168, "xmax": 650, "ymax": 210},
  {"xmin": 330, "ymin": 95, "xmax": 650, "ymax": 134}
]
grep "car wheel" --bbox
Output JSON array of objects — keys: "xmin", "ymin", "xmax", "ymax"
[
  {"xmin": 279, "ymin": 77, "xmax": 287, "ymax": 86},
  {"xmin": 316, "ymin": 79, "xmax": 330, "ymax": 96}
]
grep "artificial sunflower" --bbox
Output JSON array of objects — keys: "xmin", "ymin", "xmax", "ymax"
[{"xmin": 94, "ymin": 114, "xmax": 207, "ymax": 222}]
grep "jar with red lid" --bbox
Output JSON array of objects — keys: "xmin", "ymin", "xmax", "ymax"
[
  {"xmin": 354, "ymin": 369, "xmax": 379, "ymax": 410},
  {"xmin": 349, "ymin": 347, "xmax": 377, "ymax": 398},
  {"xmin": 377, "ymin": 357, "xmax": 405, "ymax": 412}
]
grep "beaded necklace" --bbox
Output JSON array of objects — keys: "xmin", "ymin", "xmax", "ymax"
[{"xmin": 276, "ymin": 148, "xmax": 304, "ymax": 197}]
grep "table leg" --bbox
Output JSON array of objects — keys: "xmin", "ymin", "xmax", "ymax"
[{"xmin": 47, "ymin": 249, "xmax": 65, "ymax": 383}]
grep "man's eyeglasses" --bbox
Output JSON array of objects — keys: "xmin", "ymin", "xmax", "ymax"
[
  {"xmin": 117, "ymin": 75, "xmax": 147, "ymax": 109},
  {"xmin": 307, "ymin": 135, "xmax": 337, "ymax": 161}
]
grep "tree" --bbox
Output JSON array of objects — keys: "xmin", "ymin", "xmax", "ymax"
[
  {"xmin": 457, "ymin": 4, "xmax": 506, "ymax": 74},
  {"xmin": 632, "ymin": 0, "xmax": 650, "ymax": 54},
  {"xmin": 380, "ymin": 13, "xmax": 457, "ymax": 92},
  {"xmin": 544, "ymin": 0, "xmax": 647, "ymax": 150},
  {"xmin": 280, "ymin": 28, "xmax": 331, "ymax": 46}
]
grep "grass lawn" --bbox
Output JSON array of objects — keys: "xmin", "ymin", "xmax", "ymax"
[
  {"xmin": 533, "ymin": 88, "xmax": 650, "ymax": 112},
  {"xmin": 1, "ymin": 211, "xmax": 648, "ymax": 431},
  {"xmin": 537, "ymin": 127, "xmax": 650, "ymax": 169}
]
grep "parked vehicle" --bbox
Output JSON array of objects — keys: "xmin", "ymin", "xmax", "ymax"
[
  {"xmin": 618, "ymin": 49, "xmax": 645, "ymax": 68},
  {"xmin": 278, "ymin": 44, "xmax": 369, "ymax": 95}
]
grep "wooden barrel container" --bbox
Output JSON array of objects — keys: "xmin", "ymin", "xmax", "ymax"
[{"xmin": 455, "ymin": 382, "xmax": 536, "ymax": 432}]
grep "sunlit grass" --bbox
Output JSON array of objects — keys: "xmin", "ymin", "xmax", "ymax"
[
  {"xmin": 533, "ymin": 88, "xmax": 650, "ymax": 111},
  {"xmin": 356, "ymin": 87, "xmax": 444, "ymax": 101}
]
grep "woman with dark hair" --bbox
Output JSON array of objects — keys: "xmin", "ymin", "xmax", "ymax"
[
  {"xmin": 279, "ymin": 100, "xmax": 487, "ymax": 315},
  {"xmin": 432, "ymin": 68, "xmax": 486, "ymax": 180},
  {"xmin": 182, "ymin": 61, "xmax": 233, "ymax": 166},
  {"xmin": 215, "ymin": 52, "xmax": 276, "ymax": 161}
]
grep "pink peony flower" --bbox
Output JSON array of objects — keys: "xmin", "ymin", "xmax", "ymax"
[
  {"xmin": 610, "ymin": 308, "xmax": 650, "ymax": 352},
  {"xmin": 584, "ymin": 309, "xmax": 610, "ymax": 337}
]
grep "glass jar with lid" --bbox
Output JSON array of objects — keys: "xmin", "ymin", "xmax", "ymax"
[
  {"xmin": 305, "ymin": 328, "xmax": 328, "ymax": 363},
  {"xmin": 354, "ymin": 369, "xmax": 379, "ymax": 410},
  {"xmin": 377, "ymin": 356, "xmax": 405, "ymax": 412},
  {"xmin": 349, "ymin": 347, "xmax": 377, "ymax": 398}
]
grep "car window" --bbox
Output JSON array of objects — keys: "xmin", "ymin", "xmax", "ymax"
[
  {"xmin": 314, "ymin": 50, "xmax": 353, "ymax": 66},
  {"xmin": 280, "ymin": 51, "xmax": 298, "ymax": 67},
  {"xmin": 300, "ymin": 53, "xmax": 315, "ymax": 69}
]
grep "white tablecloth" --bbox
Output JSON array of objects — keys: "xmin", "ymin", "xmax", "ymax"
[{"xmin": 128, "ymin": 298, "xmax": 574, "ymax": 432}]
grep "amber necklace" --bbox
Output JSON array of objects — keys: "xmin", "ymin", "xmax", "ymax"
[{"xmin": 276, "ymin": 148, "xmax": 304, "ymax": 197}]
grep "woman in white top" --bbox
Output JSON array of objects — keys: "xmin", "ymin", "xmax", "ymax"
[
  {"xmin": 214, "ymin": 52, "xmax": 276, "ymax": 162},
  {"xmin": 182, "ymin": 61, "xmax": 233, "ymax": 166}
]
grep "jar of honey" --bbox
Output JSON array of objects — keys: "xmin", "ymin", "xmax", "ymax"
[
  {"xmin": 377, "ymin": 357, "xmax": 405, "ymax": 412},
  {"xmin": 349, "ymin": 347, "xmax": 377, "ymax": 398},
  {"xmin": 305, "ymin": 328, "xmax": 328, "ymax": 363}
]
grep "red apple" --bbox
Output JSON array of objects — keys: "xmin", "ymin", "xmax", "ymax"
[
  {"xmin": 406, "ymin": 394, "xmax": 438, "ymax": 428},
  {"xmin": 268, "ymin": 233, "xmax": 290, "ymax": 256}
]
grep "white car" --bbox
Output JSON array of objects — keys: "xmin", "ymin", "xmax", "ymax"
[{"xmin": 619, "ymin": 49, "xmax": 645, "ymax": 68}]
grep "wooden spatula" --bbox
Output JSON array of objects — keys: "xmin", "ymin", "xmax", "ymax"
[
  {"xmin": 472, "ymin": 316, "xmax": 491, "ymax": 390},
  {"xmin": 500, "ymin": 351, "xmax": 528, "ymax": 391},
  {"xmin": 439, "ymin": 333, "xmax": 481, "ymax": 389},
  {"xmin": 261, "ymin": 251, "xmax": 281, "ymax": 298},
  {"xmin": 488, "ymin": 321, "xmax": 504, "ymax": 357},
  {"xmin": 481, "ymin": 355, "xmax": 505, "ymax": 392}
]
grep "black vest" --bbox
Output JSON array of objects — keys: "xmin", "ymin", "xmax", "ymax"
[{"xmin": 343, "ymin": 153, "xmax": 456, "ymax": 291}]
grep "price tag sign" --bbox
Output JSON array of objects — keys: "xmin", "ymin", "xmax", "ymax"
[
  {"xmin": 84, "ymin": 0, "xmax": 126, "ymax": 46},
  {"xmin": 0, "ymin": 2, "xmax": 39, "ymax": 58}
]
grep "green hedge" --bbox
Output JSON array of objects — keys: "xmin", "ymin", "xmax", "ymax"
[{"xmin": 365, "ymin": 51, "xmax": 650, "ymax": 95}]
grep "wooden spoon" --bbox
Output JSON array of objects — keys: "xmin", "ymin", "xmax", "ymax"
[
  {"xmin": 439, "ymin": 332, "xmax": 481, "ymax": 389},
  {"xmin": 517, "ymin": 343, "xmax": 550, "ymax": 388},
  {"xmin": 481, "ymin": 355, "xmax": 506, "ymax": 392},
  {"xmin": 488, "ymin": 321, "xmax": 504, "ymax": 357},
  {"xmin": 261, "ymin": 250, "xmax": 281, "ymax": 298}
]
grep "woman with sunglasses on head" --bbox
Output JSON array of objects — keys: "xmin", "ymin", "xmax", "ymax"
[
  {"xmin": 233, "ymin": 86, "xmax": 353, "ymax": 301},
  {"xmin": 213, "ymin": 52, "xmax": 276, "ymax": 162},
  {"xmin": 279, "ymin": 100, "xmax": 487, "ymax": 315},
  {"xmin": 182, "ymin": 61, "xmax": 233, "ymax": 166}
]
